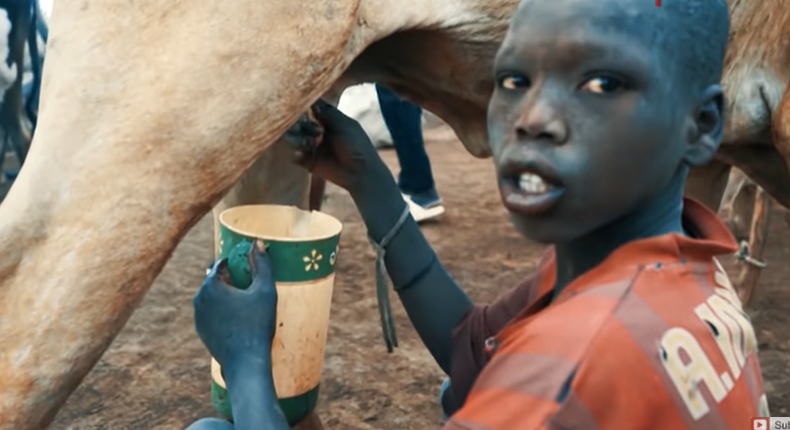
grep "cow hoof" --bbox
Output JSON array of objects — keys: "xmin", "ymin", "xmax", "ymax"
[{"xmin": 284, "ymin": 105, "xmax": 324, "ymax": 154}]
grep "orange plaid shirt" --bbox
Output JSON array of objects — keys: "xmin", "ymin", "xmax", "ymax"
[{"xmin": 446, "ymin": 198, "xmax": 768, "ymax": 429}]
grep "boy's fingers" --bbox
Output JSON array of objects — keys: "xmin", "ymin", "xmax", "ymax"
[
  {"xmin": 204, "ymin": 258, "xmax": 236, "ymax": 295},
  {"xmin": 284, "ymin": 113, "xmax": 321, "ymax": 152},
  {"xmin": 291, "ymin": 148, "xmax": 319, "ymax": 173},
  {"xmin": 249, "ymin": 240, "xmax": 275, "ymax": 292},
  {"xmin": 249, "ymin": 240, "xmax": 269, "ymax": 271},
  {"xmin": 312, "ymin": 99, "xmax": 348, "ymax": 127},
  {"xmin": 194, "ymin": 260, "xmax": 232, "ymax": 309}
]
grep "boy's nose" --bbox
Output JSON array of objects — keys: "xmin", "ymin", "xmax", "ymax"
[{"xmin": 514, "ymin": 101, "xmax": 567, "ymax": 144}]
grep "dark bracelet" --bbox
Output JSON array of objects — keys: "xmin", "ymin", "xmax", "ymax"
[
  {"xmin": 369, "ymin": 204, "xmax": 411, "ymax": 353},
  {"xmin": 393, "ymin": 251, "xmax": 438, "ymax": 293}
]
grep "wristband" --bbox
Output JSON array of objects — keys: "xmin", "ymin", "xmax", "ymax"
[
  {"xmin": 395, "ymin": 251, "xmax": 437, "ymax": 293},
  {"xmin": 369, "ymin": 204, "xmax": 410, "ymax": 352}
]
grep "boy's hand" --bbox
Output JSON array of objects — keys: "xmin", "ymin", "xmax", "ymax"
[
  {"xmin": 193, "ymin": 240, "xmax": 277, "ymax": 367},
  {"xmin": 289, "ymin": 100, "xmax": 390, "ymax": 196}
]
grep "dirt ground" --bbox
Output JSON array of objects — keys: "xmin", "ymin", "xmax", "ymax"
[{"xmin": 48, "ymin": 128, "xmax": 790, "ymax": 430}]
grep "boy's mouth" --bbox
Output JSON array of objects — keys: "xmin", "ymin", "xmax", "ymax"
[{"xmin": 498, "ymin": 162, "xmax": 565, "ymax": 216}]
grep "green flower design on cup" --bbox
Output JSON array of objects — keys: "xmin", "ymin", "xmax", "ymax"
[{"xmin": 303, "ymin": 249, "xmax": 322, "ymax": 271}]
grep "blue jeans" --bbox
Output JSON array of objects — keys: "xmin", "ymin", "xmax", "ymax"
[{"xmin": 375, "ymin": 84, "xmax": 437, "ymax": 198}]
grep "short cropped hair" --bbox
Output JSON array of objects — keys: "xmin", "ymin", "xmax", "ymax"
[{"xmin": 659, "ymin": 0, "xmax": 730, "ymax": 92}]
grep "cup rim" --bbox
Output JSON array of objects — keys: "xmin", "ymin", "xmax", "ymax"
[
  {"xmin": 219, "ymin": 204, "xmax": 343, "ymax": 242},
  {"xmin": 210, "ymin": 357, "xmax": 227, "ymax": 388}
]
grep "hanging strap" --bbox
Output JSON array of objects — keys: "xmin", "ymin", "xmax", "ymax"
[{"xmin": 369, "ymin": 204, "xmax": 411, "ymax": 352}]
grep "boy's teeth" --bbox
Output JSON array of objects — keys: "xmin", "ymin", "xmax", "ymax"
[{"xmin": 518, "ymin": 173, "xmax": 551, "ymax": 194}]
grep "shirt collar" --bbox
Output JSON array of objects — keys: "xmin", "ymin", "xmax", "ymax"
[{"xmin": 533, "ymin": 197, "xmax": 737, "ymax": 298}]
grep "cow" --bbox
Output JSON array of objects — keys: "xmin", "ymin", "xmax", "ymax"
[
  {"xmin": 0, "ymin": 0, "xmax": 789, "ymax": 429},
  {"xmin": 0, "ymin": 1, "xmax": 518, "ymax": 428},
  {"xmin": 702, "ymin": 0, "xmax": 790, "ymax": 212},
  {"xmin": 0, "ymin": 0, "xmax": 46, "ymax": 187}
]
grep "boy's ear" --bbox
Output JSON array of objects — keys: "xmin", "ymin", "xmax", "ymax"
[{"xmin": 684, "ymin": 85, "xmax": 724, "ymax": 167}]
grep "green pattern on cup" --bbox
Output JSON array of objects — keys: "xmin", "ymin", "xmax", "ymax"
[
  {"xmin": 220, "ymin": 225, "xmax": 340, "ymax": 284},
  {"xmin": 210, "ymin": 381, "xmax": 233, "ymax": 420},
  {"xmin": 211, "ymin": 380, "xmax": 320, "ymax": 426},
  {"xmin": 211, "ymin": 205, "xmax": 342, "ymax": 426}
]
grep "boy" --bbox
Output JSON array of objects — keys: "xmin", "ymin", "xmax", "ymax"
[{"xmin": 188, "ymin": 0, "xmax": 769, "ymax": 428}]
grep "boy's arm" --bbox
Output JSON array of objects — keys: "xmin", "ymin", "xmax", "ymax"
[
  {"xmin": 350, "ymin": 170, "xmax": 473, "ymax": 374},
  {"xmin": 447, "ymin": 271, "xmax": 545, "ymax": 407},
  {"xmin": 189, "ymin": 248, "xmax": 290, "ymax": 430},
  {"xmin": 352, "ymin": 165, "xmax": 549, "ymax": 383},
  {"xmin": 440, "ymin": 343, "xmax": 563, "ymax": 430},
  {"xmin": 183, "ymin": 352, "xmax": 289, "ymax": 430},
  {"xmin": 222, "ymin": 353, "xmax": 289, "ymax": 430}
]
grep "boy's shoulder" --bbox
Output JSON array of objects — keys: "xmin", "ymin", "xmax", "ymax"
[
  {"xmin": 522, "ymin": 254, "xmax": 749, "ymax": 352},
  {"xmin": 570, "ymin": 258, "xmax": 765, "ymax": 424},
  {"xmin": 582, "ymin": 255, "xmax": 753, "ymax": 357},
  {"xmin": 485, "ymin": 257, "xmax": 765, "ymax": 426},
  {"xmin": 499, "ymin": 254, "xmax": 731, "ymax": 359},
  {"xmin": 512, "ymin": 197, "xmax": 745, "ymax": 352}
]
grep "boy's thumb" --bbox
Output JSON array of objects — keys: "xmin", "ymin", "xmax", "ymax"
[
  {"xmin": 313, "ymin": 99, "xmax": 344, "ymax": 124},
  {"xmin": 250, "ymin": 240, "xmax": 274, "ymax": 286}
]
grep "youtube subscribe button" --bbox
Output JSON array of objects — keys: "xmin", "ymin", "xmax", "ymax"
[{"xmin": 754, "ymin": 417, "xmax": 790, "ymax": 429}]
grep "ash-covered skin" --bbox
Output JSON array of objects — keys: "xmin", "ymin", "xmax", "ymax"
[
  {"xmin": 187, "ymin": 242, "xmax": 289, "ymax": 430},
  {"xmin": 488, "ymin": 0, "xmax": 730, "ymax": 292}
]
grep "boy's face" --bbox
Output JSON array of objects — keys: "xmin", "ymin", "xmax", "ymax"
[{"xmin": 487, "ymin": 0, "xmax": 698, "ymax": 243}]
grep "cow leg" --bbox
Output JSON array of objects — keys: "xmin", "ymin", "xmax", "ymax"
[
  {"xmin": 0, "ymin": 0, "xmax": 369, "ymax": 427},
  {"xmin": 719, "ymin": 168, "xmax": 751, "ymax": 238},
  {"xmin": 684, "ymin": 159, "xmax": 732, "ymax": 211},
  {"xmin": 731, "ymin": 177, "xmax": 758, "ymax": 241},
  {"xmin": 719, "ymin": 168, "xmax": 748, "ymax": 220},
  {"xmin": 734, "ymin": 186, "xmax": 772, "ymax": 306}
]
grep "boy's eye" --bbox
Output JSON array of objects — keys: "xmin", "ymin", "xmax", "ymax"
[
  {"xmin": 580, "ymin": 76, "xmax": 624, "ymax": 94},
  {"xmin": 497, "ymin": 74, "xmax": 530, "ymax": 90}
]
